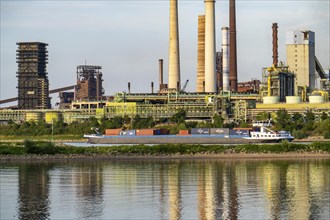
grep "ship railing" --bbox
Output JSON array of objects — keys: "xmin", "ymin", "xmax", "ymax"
[{"xmin": 252, "ymin": 121, "xmax": 272, "ymax": 127}]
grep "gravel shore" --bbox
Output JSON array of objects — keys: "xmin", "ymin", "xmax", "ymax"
[{"xmin": 1, "ymin": 152, "xmax": 329, "ymax": 163}]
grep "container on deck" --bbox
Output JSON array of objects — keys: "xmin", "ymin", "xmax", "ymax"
[
  {"xmin": 159, "ymin": 128, "xmax": 169, "ymax": 135},
  {"xmin": 229, "ymin": 129, "xmax": 249, "ymax": 136},
  {"xmin": 210, "ymin": 128, "xmax": 230, "ymax": 135},
  {"xmin": 191, "ymin": 128, "xmax": 210, "ymax": 135},
  {"xmin": 233, "ymin": 127, "xmax": 252, "ymax": 131},
  {"xmin": 120, "ymin": 130, "xmax": 136, "ymax": 136},
  {"xmin": 179, "ymin": 130, "xmax": 191, "ymax": 135},
  {"xmin": 136, "ymin": 129, "xmax": 159, "ymax": 136},
  {"xmin": 105, "ymin": 129, "xmax": 122, "ymax": 135}
]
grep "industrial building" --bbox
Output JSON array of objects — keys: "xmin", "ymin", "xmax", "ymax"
[
  {"xmin": 1, "ymin": 1, "xmax": 329, "ymax": 125},
  {"xmin": 76, "ymin": 65, "xmax": 104, "ymax": 101},
  {"xmin": 16, "ymin": 42, "xmax": 50, "ymax": 109},
  {"xmin": 196, "ymin": 15, "xmax": 205, "ymax": 93},
  {"xmin": 196, "ymin": 14, "xmax": 223, "ymax": 93},
  {"xmin": 286, "ymin": 30, "xmax": 316, "ymax": 90},
  {"xmin": 238, "ymin": 79, "xmax": 260, "ymax": 93},
  {"xmin": 260, "ymin": 65, "xmax": 295, "ymax": 103}
]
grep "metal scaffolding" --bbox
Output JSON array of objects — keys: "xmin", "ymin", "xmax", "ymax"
[
  {"xmin": 16, "ymin": 42, "xmax": 50, "ymax": 109},
  {"xmin": 260, "ymin": 64, "xmax": 295, "ymax": 102}
]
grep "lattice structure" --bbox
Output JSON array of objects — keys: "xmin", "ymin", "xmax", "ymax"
[
  {"xmin": 16, "ymin": 42, "xmax": 50, "ymax": 109},
  {"xmin": 104, "ymin": 103, "xmax": 216, "ymax": 119},
  {"xmin": 216, "ymin": 51, "xmax": 223, "ymax": 92},
  {"xmin": 260, "ymin": 65, "xmax": 295, "ymax": 102},
  {"xmin": 234, "ymin": 100, "xmax": 247, "ymax": 122},
  {"xmin": 76, "ymin": 65, "xmax": 103, "ymax": 100}
]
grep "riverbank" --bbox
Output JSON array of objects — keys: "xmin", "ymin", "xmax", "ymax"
[
  {"xmin": 1, "ymin": 152, "xmax": 330, "ymax": 163},
  {"xmin": 0, "ymin": 136, "xmax": 329, "ymax": 143},
  {"xmin": 1, "ymin": 141, "xmax": 329, "ymax": 162}
]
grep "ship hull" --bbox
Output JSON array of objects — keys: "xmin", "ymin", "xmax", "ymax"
[{"xmin": 84, "ymin": 135, "xmax": 290, "ymax": 145}]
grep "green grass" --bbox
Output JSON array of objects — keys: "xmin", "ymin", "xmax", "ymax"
[
  {"xmin": 0, "ymin": 135, "xmax": 84, "ymax": 141},
  {"xmin": 0, "ymin": 141, "xmax": 330, "ymax": 156}
]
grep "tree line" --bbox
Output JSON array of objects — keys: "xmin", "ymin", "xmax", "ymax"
[{"xmin": 0, "ymin": 109, "xmax": 329, "ymax": 139}]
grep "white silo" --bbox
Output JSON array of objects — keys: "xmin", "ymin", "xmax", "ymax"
[
  {"xmin": 222, "ymin": 27, "xmax": 230, "ymax": 92},
  {"xmin": 168, "ymin": 0, "xmax": 181, "ymax": 91},
  {"xmin": 204, "ymin": 0, "xmax": 217, "ymax": 92}
]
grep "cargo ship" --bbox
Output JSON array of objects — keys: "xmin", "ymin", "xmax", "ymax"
[{"xmin": 84, "ymin": 122, "xmax": 294, "ymax": 144}]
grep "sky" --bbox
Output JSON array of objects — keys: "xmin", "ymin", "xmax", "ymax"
[{"xmin": 1, "ymin": 0, "xmax": 329, "ymax": 107}]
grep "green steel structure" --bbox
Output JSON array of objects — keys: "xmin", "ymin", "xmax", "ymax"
[{"xmin": 2, "ymin": 92, "xmax": 329, "ymax": 124}]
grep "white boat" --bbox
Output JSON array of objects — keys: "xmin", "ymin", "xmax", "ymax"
[{"xmin": 243, "ymin": 122, "xmax": 294, "ymax": 142}]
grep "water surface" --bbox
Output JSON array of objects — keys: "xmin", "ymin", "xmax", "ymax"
[{"xmin": 1, "ymin": 159, "xmax": 329, "ymax": 219}]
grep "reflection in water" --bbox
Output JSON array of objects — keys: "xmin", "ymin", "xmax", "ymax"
[
  {"xmin": 18, "ymin": 164, "xmax": 51, "ymax": 220},
  {"xmin": 168, "ymin": 164, "xmax": 181, "ymax": 220},
  {"xmin": 0, "ymin": 159, "xmax": 329, "ymax": 220},
  {"xmin": 74, "ymin": 163, "xmax": 104, "ymax": 219}
]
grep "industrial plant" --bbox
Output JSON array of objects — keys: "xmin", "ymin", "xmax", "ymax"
[{"xmin": 0, "ymin": 0, "xmax": 329, "ymax": 124}]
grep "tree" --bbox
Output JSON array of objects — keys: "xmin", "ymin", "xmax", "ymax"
[
  {"xmin": 110, "ymin": 116, "xmax": 124, "ymax": 129},
  {"xmin": 321, "ymin": 112, "xmax": 329, "ymax": 120},
  {"xmin": 132, "ymin": 115, "xmax": 155, "ymax": 129},
  {"xmin": 305, "ymin": 110, "xmax": 315, "ymax": 122},
  {"xmin": 212, "ymin": 114, "xmax": 224, "ymax": 128},
  {"xmin": 170, "ymin": 109, "xmax": 186, "ymax": 124},
  {"xmin": 274, "ymin": 109, "xmax": 291, "ymax": 131},
  {"xmin": 292, "ymin": 113, "xmax": 304, "ymax": 131},
  {"xmin": 123, "ymin": 115, "xmax": 131, "ymax": 124},
  {"xmin": 185, "ymin": 121, "xmax": 198, "ymax": 129},
  {"xmin": 292, "ymin": 112, "xmax": 303, "ymax": 121},
  {"xmin": 256, "ymin": 111, "xmax": 271, "ymax": 121},
  {"xmin": 315, "ymin": 118, "xmax": 330, "ymax": 139}
]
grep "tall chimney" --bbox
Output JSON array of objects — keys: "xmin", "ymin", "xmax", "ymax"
[
  {"xmin": 272, "ymin": 23, "xmax": 278, "ymax": 67},
  {"xmin": 216, "ymin": 51, "xmax": 222, "ymax": 92},
  {"xmin": 151, "ymin": 82, "xmax": 154, "ymax": 94},
  {"xmin": 222, "ymin": 27, "xmax": 230, "ymax": 92},
  {"xmin": 196, "ymin": 15, "xmax": 206, "ymax": 93},
  {"xmin": 168, "ymin": 0, "xmax": 181, "ymax": 91},
  {"xmin": 204, "ymin": 0, "xmax": 217, "ymax": 93},
  {"xmin": 229, "ymin": 0, "xmax": 238, "ymax": 92},
  {"xmin": 159, "ymin": 59, "xmax": 164, "ymax": 90},
  {"xmin": 128, "ymin": 82, "xmax": 131, "ymax": 94}
]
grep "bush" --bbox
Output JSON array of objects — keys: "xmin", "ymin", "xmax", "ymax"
[
  {"xmin": 24, "ymin": 140, "xmax": 61, "ymax": 155},
  {"xmin": 324, "ymin": 131, "xmax": 330, "ymax": 139},
  {"xmin": 292, "ymin": 129, "xmax": 308, "ymax": 139}
]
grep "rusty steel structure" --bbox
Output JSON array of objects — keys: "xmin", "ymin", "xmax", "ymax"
[
  {"xmin": 76, "ymin": 65, "xmax": 103, "ymax": 100},
  {"xmin": 272, "ymin": 23, "xmax": 278, "ymax": 67},
  {"xmin": 216, "ymin": 51, "xmax": 223, "ymax": 92},
  {"xmin": 158, "ymin": 59, "xmax": 168, "ymax": 91},
  {"xmin": 16, "ymin": 42, "xmax": 50, "ymax": 109},
  {"xmin": 238, "ymin": 79, "xmax": 261, "ymax": 93},
  {"xmin": 229, "ymin": 0, "xmax": 238, "ymax": 92}
]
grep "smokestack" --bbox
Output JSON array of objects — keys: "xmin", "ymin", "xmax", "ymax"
[
  {"xmin": 196, "ymin": 15, "xmax": 205, "ymax": 93},
  {"xmin": 151, "ymin": 82, "xmax": 154, "ymax": 94},
  {"xmin": 229, "ymin": 0, "xmax": 238, "ymax": 92},
  {"xmin": 128, "ymin": 82, "xmax": 131, "ymax": 94},
  {"xmin": 204, "ymin": 0, "xmax": 217, "ymax": 93},
  {"xmin": 216, "ymin": 51, "xmax": 222, "ymax": 92},
  {"xmin": 222, "ymin": 27, "xmax": 230, "ymax": 92},
  {"xmin": 159, "ymin": 59, "xmax": 164, "ymax": 89},
  {"xmin": 168, "ymin": 0, "xmax": 181, "ymax": 91},
  {"xmin": 272, "ymin": 23, "xmax": 278, "ymax": 67}
]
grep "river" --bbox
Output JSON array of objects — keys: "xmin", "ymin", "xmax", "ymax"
[{"xmin": 1, "ymin": 158, "xmax": 329, "ymax": 220}]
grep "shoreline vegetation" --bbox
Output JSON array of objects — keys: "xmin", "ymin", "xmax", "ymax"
[{"xmin": 1, "ymin": 140, "xmax": 329, "ymax": 162}]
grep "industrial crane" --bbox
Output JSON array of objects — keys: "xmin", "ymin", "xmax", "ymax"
[{"xmin": 181, "ymin": 79, "xmax": 189, "ymax": 93}]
